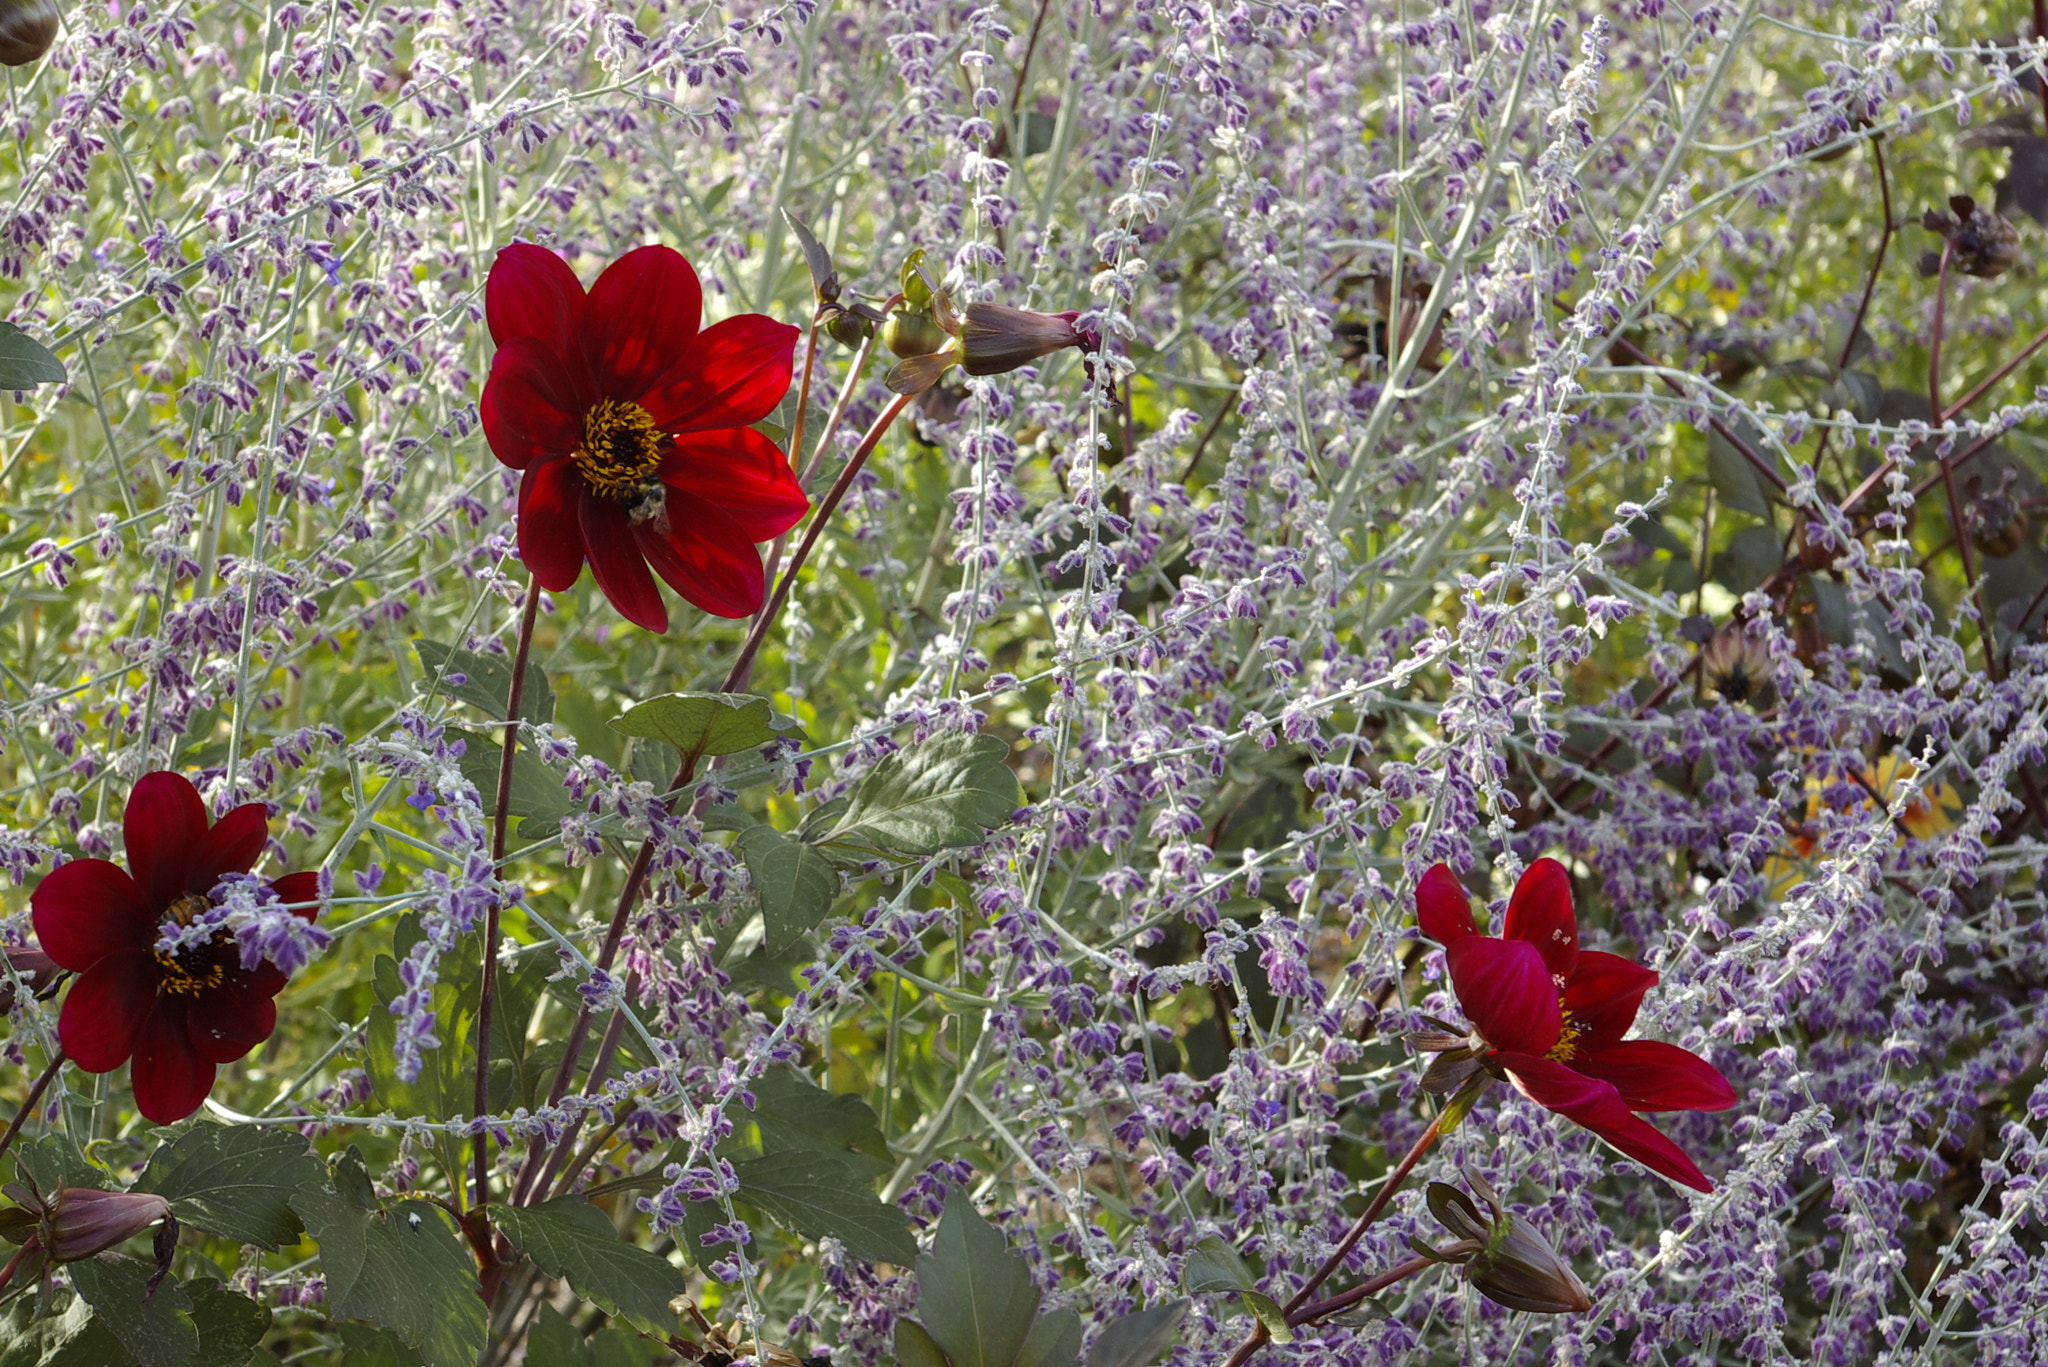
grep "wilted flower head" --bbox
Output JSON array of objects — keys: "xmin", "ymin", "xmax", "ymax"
[
  {"xmin": 1421, "ymin": 1172, "xmax": 1592, "ymax": 1315},
  {"xmin": 886, "ymin": 295, "xmax": 1099, "ymax": 395},
  {"xmin": 1918, "ymin": 194, "xmax": 2021, "ymax": 278},
  {"xmin": 0, "ymin": 1182, "xmax": 177, "ymax": 1296}
]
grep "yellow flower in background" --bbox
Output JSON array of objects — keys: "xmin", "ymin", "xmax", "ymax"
[{"xmin": 1765, "ymin": 753, "xmax": 1963, "ymax": 898}]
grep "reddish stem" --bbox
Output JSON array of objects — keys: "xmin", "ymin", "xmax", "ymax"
[
  {"xmin": 1928, "ymin": 240, "xmax": 1953, "ymax": 422},
  {"xmin": 0, "ymin": 1049, "xmax": 64, "ymax": 1168},
  {"xmin": 1288, "ymin": 1254, "xmax": 1440, "ymax": 1327}
]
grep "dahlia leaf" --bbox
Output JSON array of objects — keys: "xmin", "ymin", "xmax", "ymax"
[
  {"xmin": 816, "ymin": 732, "xmax": 1020, "ymax": 856},
  {"xmin": 413, "ymin": 639, "xmax": 554, "ymax": 724},
  {"xmin": 735, "ymin": 823, "xmax": 840, "ymax": 953},
  {"xmin": 729, "ymin": 1150, "xmax": 918, "ymax": 1266},
  {"xmin": 915, "ymin": 1187, "xmax": 1040, "ymax": 1367},
  {"xmin": 1181, "ymin": 1237, "xmax": 1262, "ymax": 1295},
  {"xmin": 0, "ymin": 322, "xmax": 65, "ymax": 389},
  {"xmin": 730, "ymin": 1067, "xmax": 894, "ymax": 1181},
  {"xmin": 493, "ymin": 1196, "xmax": 688, "ymax": 1331},
  {"xmin": 609, "ymin": 691, "xmax": 809, "ymax": 760},
  {"xmin": 66, "ymin": 1256, "xmax": 196, "ymax": 1367},
  {"xmin": 1015, "ymin": 1308, "xmax": 1082, "ymax": 1367},
  {"xmin": 1084, "ymin": 1300, "xmax": 1188, "ymax": 1367},
  {"xmin": 136, "ymin": 1123, "xmax": 323, "ymax": 1250}
]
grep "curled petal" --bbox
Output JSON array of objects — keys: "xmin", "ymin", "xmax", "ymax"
[
  {"xmin": 31, "ymin": 859, "xmax": 152, "ymax": 970},
  {"xmin": 581, "ymin": 244, "xmax": 704, "ymax": 398},
  {"xmin": 124, "ymin": 772, "xmax": 208, "ymax": 912},
  {"xmin": 1417, "ymin": 864, "xmax": 1476, "ymax": 943},
  {"xmin": 1503, "ymin": 858, "xmax": 1578, "ymax": 984},
  {"xmin": 1561, "ymin": 950, "xmax": 1659, "ymax": 1051},
  {"xmin": 1573, "ymin": 1039, "xmax": 1738, "ymax": 1113},
  {"xmin": 57, "ymin": 952, "xmax": 158, "ymax": 1072},
  {"xmin": 487, "ymin": 242, "xmax": 584, "ymax": 349},
  {"xmin": 580, "ymin": 491, "xmax": 667, "ymax": 633},
  {"xmin": 1494, "ymin": 1052, "xmax": 1713, "ymax": 1192},
  {"xmin": 1445, "ymin": 935, "xmax": 1561, "ymax": 1057},
  {"xmin": 639, "ymin": 314, "xmax": 798, "ymax": 432}
]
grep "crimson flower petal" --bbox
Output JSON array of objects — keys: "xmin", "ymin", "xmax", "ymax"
[
  {"xmin": 189, "ymin": 803, "xmax": 269, "ymax": 893},
  {"xmin": 580, "ymin": 244, "xmax": 704, "ymax": 398},
  {"xmin": 1503, "ymin": 857, "xmax": 1578, "ymax": 984},
  {"xmin": 131, "ymin": 999, "xmax": 218, "ymax": 1125},
  {"xmin": 635, "ymin": 492, "xmax": 767, "ymax": 620},
  {"xmin": 188, "ymin": 987, "xmax": 278, "ymax": 1064},
  {"xmin": 31, "ymin": 859, "xmax": 153, "ymax": 970},
  {"xmin": 124, "ymin": 771, "xmax": 208, "ymax": 912},
  {"xmin": 487, "ymin": 242, "xmax": 584, "ymax": 349},
  {"xmin": 267, "ymin": 871, "xmax": 322, "ymax": 922},
  {"xmin": 518, "ymin": 458, "xmax": 588, "ymax": 592},
  {"xmin": 659, "ymin": 427, "xmax": 810, "ymax": 542},
  {"xmin": 1494, "ymin": 1052, "xmax": 1713, "ymax": 1192},
  {"xmin": 1573, "ymin": 1039, "xmax": 1738, "ymax": 1113},
  {"xmin": 1417, "ymin": 863, "xmax": 1476, "ymax": 943},
  {"xmin": 482, "ymin": 336, "xmax": 588, "ymax": 471},
  {"xmin": 580, "ymin": 490, "xmax": 668, "ymax": 633},
  {"xmin": 57, "ymin": 952, "xmax": 159, "ymax": 1071},
  {"xmin": 639, "ymin": 314, "xmax": 799, "ymax": 433},
  {"xmin": 1561, "ymin": 950, "xmax": 1659, "ymax": 1051},
  {"xmin": 1445, "ymin": 935, "xmax": 1561, "ymax": 1056}
]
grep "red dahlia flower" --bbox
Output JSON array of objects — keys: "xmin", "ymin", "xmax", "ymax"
[
  {"xmin": 1418, "ymin": 859, "xmax": 1737, "ymax": 1192},
  {"xmin": 480, "ymin": 242, "xmax": 810, "ymax": 633},
  {"xmin": 29, "ymin": 772, "xmax": 319, "ymax": 1125}
]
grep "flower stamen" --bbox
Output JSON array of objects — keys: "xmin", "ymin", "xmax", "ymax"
[{"xmin": 573, "ymin": 399, "xmax": 665, "ymax": 499}]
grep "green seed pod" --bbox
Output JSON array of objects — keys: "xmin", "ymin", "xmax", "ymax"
[
  {"xmin": 881, "ymin": 306, "xmax": 948, "ymax": 360},
  {"xmin": 0, "ymin": 0, "xmax": 59, "ymax": 67}
]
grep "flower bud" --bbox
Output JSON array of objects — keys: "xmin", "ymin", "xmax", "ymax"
[
  {"xmin": 1426, "ymin": 1174, "xmax": 1591, "ymax": 1315},
  {"xmin": 957, "ymin": 304, "xmax": 1096, "ymax": 376},
  {"xmin": 1700, "ymin": 625, "xmax": 1775, "ymax": 707},
  {"xmin": 880, "ymin": 307, "xmax": 948, "ymax": 361},
  {"xmin": 42, "ymin": 1188, "xmax": 174, "ymax": 1263},
  {"xmin": 0, "ymin": 945, "xmax": 60, "ymax": 1014},
  {"xmin": 0, "ymin": 0, "xmax": 58, "ymax": 67},
  {"xmin": 824, "ymin": 309, "xmax": 874, "ymax": 350}
]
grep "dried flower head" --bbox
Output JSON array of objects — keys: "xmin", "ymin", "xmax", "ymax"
[
  {"xmin": 1421, "ymin": 1172, "xmax": 1593, "ymax": 1315},
  {"xmin": 1918, "ymin": 195, "xmax": 2022, "ymax": 278}
]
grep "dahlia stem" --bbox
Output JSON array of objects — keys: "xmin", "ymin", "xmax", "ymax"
[
  {"xmin": 1287, "ymin": 1254, "xmax": 1437, "ymax": 1327},
  {"xmin": 0, "ymin": 1048, "xmax": 66, "ymax": 1169},
  {"xmin": 1219, "ymin": 1110, "xmax": 1446, "ymax": 1367},
  {"xmin": 473, "ymin": 581, "xmax": 543, "ymax": 1211}
]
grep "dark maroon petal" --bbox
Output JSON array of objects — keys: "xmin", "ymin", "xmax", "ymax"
[
  {"xmin": 519, "ymin": 457, "xmax": 589, "ymax": 593},
  {"xmin": 579, "ymin": 489, "xmax": 668, "ymax": 633},
  {"xmin": 124, "ymin": 771, "xmax": 208, "ymax": 912},
  {"xmin": 188, "ymin": 803, "xmax": 269, "ymax": 892},
  {"xmin": 639, "ymin": 314, "xmax": 798, "ymax": 433},
  {"xmin": 267, "ymin": 871, "xmax": 322, "ymax": 923},
  {"xmin": 1416, "ymin": 863, "xmax": 1476, "ymax": 943},
  {"xmin": 130, "ymin": 998, "xmax": 218, "ymax": 1125},
  {"xmin": 31, "ymin": 859, "xmax": 153, "ymax": 970},
  {"xmin": 659, "ymin": 427, "xmax": 810, "ymax": 542},
  {"xmin": 1494, "ymin": 1052, "xmax": 1713, "ymax": 1192},
  {"xmin": 1561, "ymin": 950, "xmax": 1659, "ymax": 1051},
  {"xmin": 57, "ymin": 952, "xmax": 158, "ymax": 1071},
  {"xmin": 487, "ymin": 242, "xmax": 585, "ymax": 349},
  {"xmin": 1445, "ymin": 934, "xmax": 1561, "ymax": 1057},
  {"xmin": 579, "ymin": 244, "xmax": 704, "ymax": 399},
  {"xmin": 634, "ymin": 491, "xmax": 767, "ymax": 620},
  {"xmin": 188, "ymin": 986, "xmax": 277, "ymax": 1064},
  {"xmin": 1572, "ymin": 1039, "xmax": 1738, "ymax": 1113},
  {"xmin": 1503, "ymin": 857, "xmax": 1578, "ymax": 985},
  {"xmin": 482, "ymin": 336, "xmax": 589, "ymax": 471}
]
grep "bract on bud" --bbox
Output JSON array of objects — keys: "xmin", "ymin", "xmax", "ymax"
[
  {"xmin": 1425, "ymin": 1173, "xmax": 1592, "ymax": 1315},
  {"xmin": 0, "ymin": 0, "xmax": 58, "ymax": 67},
  {"xmin": 957, "ymin": 304, "xmax": 1097, "ymax": 376},
  {"xmin": 1918, "ymin": 195, "xmax": 2021, "ymax": 279}
]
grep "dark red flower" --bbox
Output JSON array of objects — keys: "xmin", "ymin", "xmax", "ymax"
[
  {"xmin": 1418, "ymin": 859, "xmax": 1737, "ymax": 1191},
  {"xmin": 480, "ymin": 242, "xmax": 810, "ymax": 633},
  {"xmin": 29, "ymin": 772, "xmax": 319, "ymax": 1125}
]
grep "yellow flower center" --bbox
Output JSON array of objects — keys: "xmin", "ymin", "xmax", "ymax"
[
  {"xmin": 1546, "ymin": 1008, "xmax": 1585, "ymax": 1063},
  {"xmin": 155, "ymin": 948, "xmax": 226, "ymax": 996},
  {"xmin": 572, "ymin": 398, "xmax": 666, "ymax": 499}
]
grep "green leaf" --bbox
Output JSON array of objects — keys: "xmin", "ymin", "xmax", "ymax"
[
  {"xmin": 135, "ymin": 1123, "xmax": 323, "ymax": 1250},
  {"xmin": 609, "ymin": 692, "xmax": 808, "ymax": 761},
  {"xmin": 184, "ymin": 1278, "xmax": 272, "ymax": 1367},
  {"xmin": 68, "ymin": 1257, "xmax": 198, "ymax": 1367},
  {"xmin": 732, "ymin": 1151, "xmax": 919, "ymax": 1265},
  {"xmin": 1015, "ymin": 1309, "xmax": 1081, "ymax": 1367},
  {"xmin": 0, "ymin": 1295, "xmax": 133, "ymax": 1367},
  {"xmin": 896, "ymin": 1318, "xmax": 952, "ymax": 1367},
  {"xmin": 901, "ymin": 249, "xmax": 932, "ymax": 310},
  {"xmin": 1706, "ymin": 416, "xmax": 1777, "ymax": 519},
  {"xmin": 817, "ymin": 732, "xmax": 1020, "ymax": 855},
  {"xmin": 782, "ymin": 208, "xmax": 840, "ymax": 305},
  {"xmin": 413, "ymin": 639, "xmax": 554, "ymax": 724},
  {"xmin": 1240, "ymin": 1292, "xmax": 1294, "ymax": 1345},
  {"xmin": 916, "ymin": 1187, "xmax": 1040, "ymax": 1367},
  {"xmin": 1712, "ymin": 524, "xmax": 1784, "ymax": 595},
  {"xmin": 333, "ymin": 1324, "xmax": 424, "ymax": 1367},
  {"xmin": 291, "ymin": 1157, "xmax": 487, "ymax": 1367},
  {"xmin": 737, "ymin": 823, "xmax": 840, "ymax": 953},
  {"xmin": 494, "ymin": 1196, "xmax": 687, "ymax": 1330},
  {"xmin": 1182, "ymin": 1237, "xmax": 1261, "ymax": 1295},
  {"xmin": 1436, "ymin": 1069, "xmax": 1494, "ymax": 1135},
  {"xmin": 452, "ymin": 730, "xmax": 594, "ymax": 841},
  {"xmin": 13, "ymin": 1135, "xmax": 105, "ymax": 1193},
  {"xmin": 528, "ymin": 1304, "xmax": 592, "ymax": 1367},
  {"xmin": 0, "ymin": 322, "xmax": 66, "ymax": 388},
  {"xmin": 737, "ymin": 1068, "xmax": 894, "ymax": 1181},
  {"xmin": 1083, "ymin": 1299, "xmax": 1188, "ymax": 1367}
]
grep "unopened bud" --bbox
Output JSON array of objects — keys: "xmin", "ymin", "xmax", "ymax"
[
  {"xmin": 957, "ymin": 304, "xmax": 1097, "ymax": 376},
  {"xmin": 824, "ymin": 309, "xmax": 874, "ymax": 350},
  {"xmin": 880, "ymin": 307, "xmax": 948, "ymax": 361},
  {"xmin": 1426, "ymin": 1173, "xmax": 1591, "ymax": 1315},
  {"xmin": 0, "ymin": 0, "xmax": 58, "ymax": 67},
  {"xmin": 0, "ymin": 945, "xmax": 60, "ymax": 1014},
  {"xmin": 43, "ymin": 1188, "xmax": 174, "ymax": 1263}
]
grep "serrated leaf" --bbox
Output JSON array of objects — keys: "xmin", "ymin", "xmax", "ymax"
[
  {"xmin": 1182, "ymin": 1237, "xmax": 1260, "ymax": 1295},
  {"xmin": 737, "ymin": 824, "xmax": 840, "ymax": 953},
  {"xmin": 0, "ymin": 1295, "xmax": 132, "ymax": 1367},
  {"xmin": 818, "ymin": 732, "xmax": 1020, "ymax": 855},
  {"xmin": 609, "ymin": 692, "xmax": 809, "ymax": 761},
  {"xmin": 333, "ymin": 1324, "xmax": 423, "ymax": 1367},
  {"xmin": 917, "ymin": 1189, "xmax": 1039, "ymax": 1367},
  {"xmin": 68, "ymin": 1257, "xmax": 197, "ymax": 1367},
  {"xmin": 291, "ymin": 1175, "xmax": 486, "ymax": 1367},
  {"xmin": 738, "ymin": 1068, "xmax": 894, "ymax": 1181},
  {"xmin": 494, "ymin": 1196, "xmax": 687, "ymax": 1330},
  {"xmin": 14, "ymin": 1135, "xmax": 105, "ymax": 1193},
  {"xmin": 733, "ymin": 1151, "xmax": 918, "ymax": 1265},
  {"xmin": 783, "ymin": 208, "xmax": 839, "ymax": 304},
  {"xmin": 1084, "ymin": 1299, "xmax": 1187, "ymax": 1367},
  {"xmin": 413, "ymin": 639, "xmax": 553, "ymax": 724},
  {"xmin": 896, "ymin": 1318, "xmax": 952, "ymax": 1367},
  {"xmin": 1015, "ymin": 1309, "xmax": 1081, "ymax": 1367},
  {"xmin": 136, "ymin": 1124, "xmax": 323, "ymax": 1250},
  {"xmin": 1706, "ymin": 417, "xmax": 1777, "ymax": 519},
  {"xmin": 0, "ymin": 322, "xmax": 66, "ymax": 389},
  {"xmin": 1241, "ymin": 1293, "xmax": 1293, "ymax": 1345},
  {"xmin": 184, "ymin": 1279, "xmax": 272, "ymax": 1367}
]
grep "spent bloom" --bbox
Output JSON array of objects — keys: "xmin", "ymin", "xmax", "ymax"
[
  {"xmin": 1423, "ymin": 1171, "xmax": 1593, "ymax": 1315},
  {"xmin": 30, "ymin": 772, "xmax": 322, "ymax": 1124},
  {"xmin": 0, "ymin": 1183, "xmax": 176, "ymax": 1297},
  {"xmin": 480, "ymin": 243, "xmax": 810, "ymax": 633},
  {"xmin": 1416, "ymin": 859, "xmax": 1738, "ymax": 1191}
]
